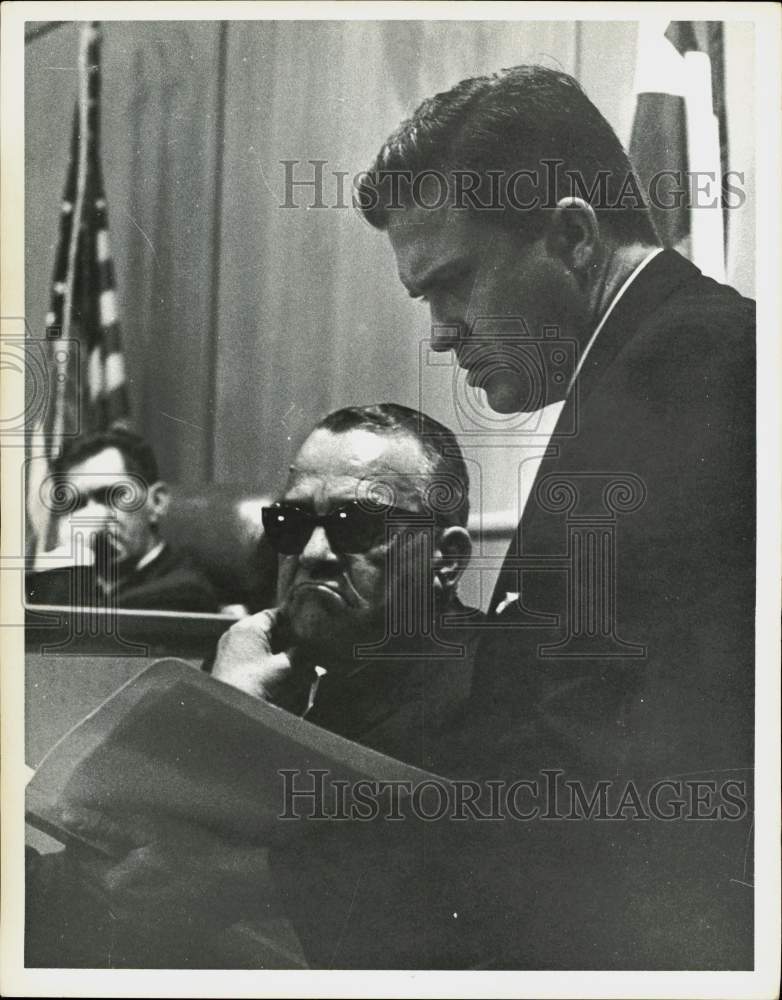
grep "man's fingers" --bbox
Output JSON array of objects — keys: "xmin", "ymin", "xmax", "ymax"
[
  {"xmin": 52, "ymin": 521, "xmax": 98, "ymax": 566},
  {"xmin": 211, "ymin": 605, "xmax": 318, "ymax": 710},
  {"xmin": 212, "ymin": 651, "xmax": 293, "ymax": 698},
  {"xmin": 252, "ymin": 606, "xmax": 282, "ymax": 633},
  {"xmin": 215, "ymin": 608, "xmax": 279, "ymax": 657},
  {"xmin": 213, "ymin": 607, "xmax": 292, "ymax": 692}
]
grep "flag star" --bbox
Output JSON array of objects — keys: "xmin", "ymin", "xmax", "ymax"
[
  {"xmin": 45, "ymin": 312, "xmax": 56, "ymax": 326},
  {"xmin": 53, "ymin": 282, "xmax": 66, "ymax": 294},
  {"xmin": 95, "ymin": 198, "xmax": 106, "ymax": 209},
  {"xmin": 62, "ymin": 202, "xmax": 73, "ymax": 214}
]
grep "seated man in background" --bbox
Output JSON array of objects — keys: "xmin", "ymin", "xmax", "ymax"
[
  {"xmin": 25, "ymin": 428, "xmax": 218, "ymax": 613},
  {"xmin": 27, "ymin": 404, "xmax": 488, "ymax": 969}
]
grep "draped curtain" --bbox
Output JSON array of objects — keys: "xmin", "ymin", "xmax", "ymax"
[
  {"xmin": 26, "ymin": 19, "xmax": 755, "ymax": 506},
  {"xmin": 213, "ymin": 20, "xmax": 584, "ymax": 510}
]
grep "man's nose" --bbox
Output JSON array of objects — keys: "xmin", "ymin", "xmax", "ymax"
[{"xmin": 298, "ymin": 526, "xmax": 339, "ymax": 567}]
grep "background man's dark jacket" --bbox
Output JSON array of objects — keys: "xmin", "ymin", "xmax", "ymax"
[
  {"xmin": 26, "ymin": 543, "xmax": 218, "ymax": 613},
  {"xmin": 457, "ymin": 250, "xmax": 755, "ymax": 969}
]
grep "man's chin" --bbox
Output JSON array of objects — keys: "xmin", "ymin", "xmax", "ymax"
[
  {"xmin": 286, "ymin": 589, "xmax": 349, "ymax": 640},
  {"xmin": 285, "ymin": 590, "xmax": 380, "ymax": 662},
  {"xmin": 481, "ymin": 379, "xmax": 530, "ymax": 415},
  {"xmin": 470, "ymin": 365, "xmax": 548, "ymax": 414}
]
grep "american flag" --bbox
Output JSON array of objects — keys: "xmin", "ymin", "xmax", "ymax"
[
  {"xmin": 629, "ymin": 20, "xmax": 728, "ymax": 282},
  {"xmin": 28, "ymin": 21, "xmax": 130, "ymax": 556}
]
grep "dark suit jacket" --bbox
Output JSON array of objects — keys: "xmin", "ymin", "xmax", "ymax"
[
  {"xmin": 455, "ymin": 250, "xmax": 755, "ymax": 969},
  {"xmin": 270, "ymin": 601, "xmax": 495, "ymax": 970},
  {"xmin": 26, "ymin": 542, "xmax": 219, "ymax": 613}
]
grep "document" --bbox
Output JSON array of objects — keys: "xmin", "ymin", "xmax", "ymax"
[{"xmin": 26, "ymin": 657, "xmax": 440, "ymax": 850}]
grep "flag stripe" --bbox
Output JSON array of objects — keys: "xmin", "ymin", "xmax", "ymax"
[
  {"xmin": 104, "ymin": 352, "xmax": 126, "ymax": 392},
  {"xmin": 99, "ymin": 289, "xmax": 118, "ymax": 326}
]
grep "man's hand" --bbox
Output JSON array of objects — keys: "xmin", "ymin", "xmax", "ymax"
[
  {"xmin": 211, "ymin": 608, "xmax": 315, "ymax": 712},
  {"xmin": 37, "ymin": 515, "xmax": 119, "ymax": 572},
  {"xmin": 61, "ymin": 805, "xmax": 276, "ymax": 936},
  {"xmin": 33, "ymin": 518, "xmax": 101, "ymax": 571}
]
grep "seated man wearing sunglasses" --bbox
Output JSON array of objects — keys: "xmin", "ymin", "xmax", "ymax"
[
  {"xmin": 212, "ymin": 402, "xmax": 481, "ymax": 768},
  {"xmin": 25, "ymin": 428, "xmax": 218, "ymax": 613},
  {"xmin": 26, "ymin": 405, "xmax": 490, "ymax": 970}
]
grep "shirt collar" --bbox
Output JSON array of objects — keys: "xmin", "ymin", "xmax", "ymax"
[
  {"xmin": 567, "ymin": 247, "xmax": 664, "ymax": 393},
  {"xmin": 135, "ymin": 539, "xmax": 166, "ymax": 572},
  {"xmin": 95, "ymin": 540, "xmax": 166, "ymax": 595}
]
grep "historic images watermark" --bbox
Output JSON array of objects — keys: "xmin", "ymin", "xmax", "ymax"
[
  {"xmin": 277, "ymin": 159, "xmax": 747, "ymax": 213},
  {"xmin": 279, "ymin": 768, "xmax": 751, "ymax": 823}
]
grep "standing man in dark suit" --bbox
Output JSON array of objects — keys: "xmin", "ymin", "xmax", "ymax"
[{"xmin": 358, "ymin": 65, "xmax": 755, "ymax": 969}]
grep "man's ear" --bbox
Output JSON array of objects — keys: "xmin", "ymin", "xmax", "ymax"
[
  {"xmin": 547, "ymin": 196, "xmax": 599, "ymax": 275},
  {"xmin": 433, "ymin": 525, "xmax": 472, "ymax": 596},
  {"xmin": 147, "ymin": 481, "xmax": 170, "ymax": 526}
]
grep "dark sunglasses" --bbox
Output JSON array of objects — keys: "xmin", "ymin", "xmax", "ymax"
[{"xmin": 261, "ymin": 500, "xmax": 436, "ymax": 555}]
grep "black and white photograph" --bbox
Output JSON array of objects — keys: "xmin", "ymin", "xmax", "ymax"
[{"xmin": 1, "ymin": 2, "xmax": 779, "ymax": 996}]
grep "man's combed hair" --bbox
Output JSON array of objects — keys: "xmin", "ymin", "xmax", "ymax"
[
  {"xmin": 315, "ymin": 403, "xmax": 470, "ymax": 528},
  {"xmin": 357, "ymin": 64, "xmax": 658, "ymax": 246},
  {"xmin": 53, "ymin": 427, "xmax": 159, "ymax": 486}
]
